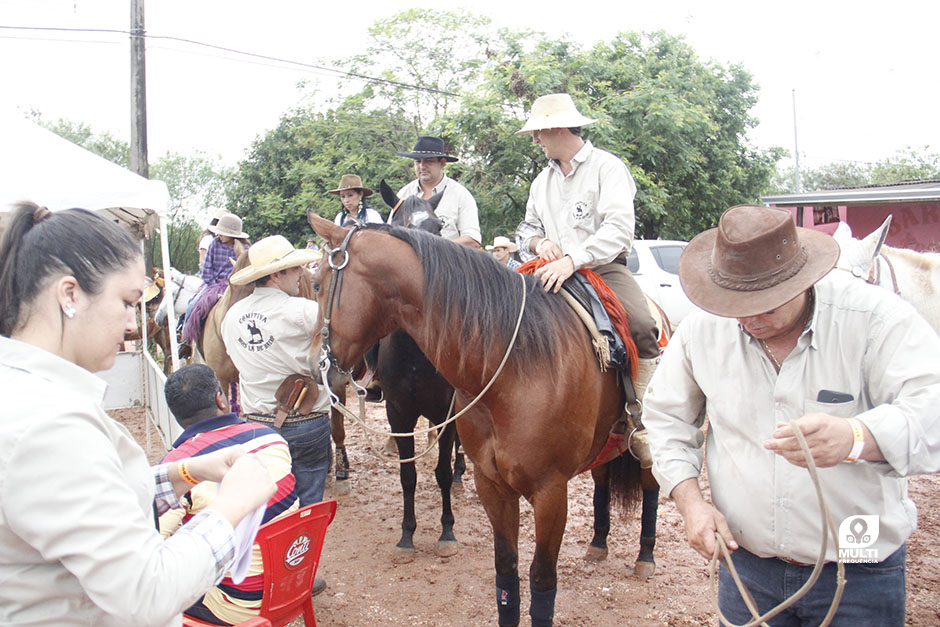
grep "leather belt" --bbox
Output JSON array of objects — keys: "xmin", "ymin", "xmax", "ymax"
[
  {"xmin": 245, "ymin": 412, "xmax": 328, "ymax": 426},
  {"xmin": 779, "ymin": 557, "xmax": 814, "ymax": 567}
]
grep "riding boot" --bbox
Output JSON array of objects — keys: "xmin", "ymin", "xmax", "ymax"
[{"xmin": 628, "ymin": 356, "xmax": 660, "ymax": 469}]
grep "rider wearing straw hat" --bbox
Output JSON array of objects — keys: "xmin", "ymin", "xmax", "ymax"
[
  {"xmin": 396, "ymin": 136, "xmax": 482, "ymax": 248},
  {"xmin": 329, "ymin": 174, "xmax": 383, "ymax": 227},
  {"xmin": 643, "ymin": 204, "xmax": 940, "ymax": 625},
  {"xmin": 486, "ymin": 235, "xmax": 521, "ymax": 269},
  {"xmin": 514, "ymin": 92, "xmax": 661, "ymax": 468}
]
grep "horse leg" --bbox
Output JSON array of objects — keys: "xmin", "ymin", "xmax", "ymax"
[
  {"xmin": 585, "ymin": 466, "xmax": 610, "ymax": 561},
  {"xmin": 634, "ymin": 469, "xmax": 660, "ymax": 579},
  {"xmin": 331, "ymin": 385, "xmax": 351, "ymax": 496},
  {"xmin": 452, "ymin": 432, "xmax": 466, "ymax": 489},
  {"xmin": 529, "ymin": 481, "xmax": 568, "ymax": 627},
  {"xmin": 475, "ymin": 471, "xmax": 521, "ymax": 627},
  {"xmin": 433, "ymin": 421, "xmax": 457, "ymax": 557},
  {"xmin": 392, "ymin": 422, "xmax": 419, "ymax": 563}
]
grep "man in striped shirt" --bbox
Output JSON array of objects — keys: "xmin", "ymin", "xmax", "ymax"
[{"xmin": 159, "ymin": 364, "xmax": 300, "ymax": 625}]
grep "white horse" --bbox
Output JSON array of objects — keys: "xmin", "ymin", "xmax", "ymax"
[
  {"xmin": 832, "ymin": 216, "xmax": 940, "ymax": 335},
  {"xmin": 154, "ymin": 267, "xmax": 203, "ymax": 329}
]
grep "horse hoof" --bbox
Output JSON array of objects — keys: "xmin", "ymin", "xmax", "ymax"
[
  {"xmin": 435, "ymin": 540, "xmax": 458, "ymax": 558},
  {"xmin": 392, "ymin": 547, "xmax": 415, "ymax": 564},
  {"xmin": 383, "ymin": 436, "xmax": 398, "ymax": 457},
  {"xmin": 450, "ymin": 480, "xmax": 464, "ymax": 493},
  {"xmin": 584, "ymin": 545, "xmax": 608, "ymax": 562},
  {"xmin": 332, "ymin": 479, "xmax": 352, "ymax": 496},
  {"xmin": 633, "ymin": 560, "xmax": 656, "ymax": 579}
]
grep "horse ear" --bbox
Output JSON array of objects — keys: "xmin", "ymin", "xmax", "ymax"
[
  {"xmin": 308, "ymin": 210, "xmax": 348, "ymax": 247},
  {"xmin": 428, "ymin": 190, "xmax": 445, "ymax": 211},
  {"xmin": 872, "ymin": 215, "xmax": 892, "ymax": 255},
  {"xmin": 379, "ymin": 179, "xmax": 400, "ymax": 210},
  {"xmin": 860, "ymin": 215, "xmax": 892, "ymax": 261}
]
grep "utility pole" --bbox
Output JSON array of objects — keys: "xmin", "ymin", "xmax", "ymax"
[
  {"xmin": 130, "ymin": 0, "xmax": 154, "ymax": 273},
  {"xmin": 792, "ymin": 89, "xmax": 801, "ymax": 193}
]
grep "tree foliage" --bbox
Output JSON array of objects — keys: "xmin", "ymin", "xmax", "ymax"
[
  {"xmin": 771, "ymin": 147, "xmax": 940, "ymax": 193},
  {"xmin": 229, "ymin": 12, "xmax": 781, "ymax": 244}
]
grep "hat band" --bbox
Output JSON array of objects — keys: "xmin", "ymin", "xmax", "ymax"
[{"xmin": 707, "ymin": 245, "xmax": 808, "ymax": 292}]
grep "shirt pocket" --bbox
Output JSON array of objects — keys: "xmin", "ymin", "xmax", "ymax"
[{"xmin": 803, "ymin": 397, "xmax": 859, "ymax": 418}]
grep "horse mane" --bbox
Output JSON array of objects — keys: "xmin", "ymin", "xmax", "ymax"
[{"xmin": 375, "ymin": 224, "xmax": 570, "ymax": 372}]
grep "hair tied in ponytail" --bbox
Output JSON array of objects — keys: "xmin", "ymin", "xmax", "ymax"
[{"xmin": 33, "ymin": 205, "xmax": 52, "ymax": 223}]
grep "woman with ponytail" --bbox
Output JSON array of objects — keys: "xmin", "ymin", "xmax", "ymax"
[
  {"xmin": 329, "ymin": 174, "xmax": 383, "ymax": 227},
  {"xmin": 0, "ymin": 202, "xmax": 275, "ymax": 626}
]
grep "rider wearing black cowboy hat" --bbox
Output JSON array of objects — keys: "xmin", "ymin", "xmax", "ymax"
[{"xmin": 396, "ymin": 136, "xmax": 481, "ymax": 249}]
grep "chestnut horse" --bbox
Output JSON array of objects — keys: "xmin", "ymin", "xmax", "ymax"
[{"xmin": 309, "ymin": 214, "xmax": 645, "ymax": 626}]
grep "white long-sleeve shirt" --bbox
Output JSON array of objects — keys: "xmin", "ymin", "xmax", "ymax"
[
  {"xmin": 644, "ymin": 273, "xmax": 940, "ymax": 564},
  {"xmin": 520, "ymin": 140, "xmax": 637, "ymax": 269},
  {"xmin": 0, "ymin": 337, "xmax": 234, "ymax": 626},
  {"xmin": 397, "ymin": 175, "xmax": 481, "ymax": 243}
]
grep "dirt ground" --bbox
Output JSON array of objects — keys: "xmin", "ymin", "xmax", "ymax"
[{"xmin": 112, "ymin": 403, "xmax": 940, "ymax": 626}]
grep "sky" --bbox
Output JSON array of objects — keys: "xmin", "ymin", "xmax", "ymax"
[{"xmin": 1, "ymin": 0, "xmax": 937, "ymax": 175}]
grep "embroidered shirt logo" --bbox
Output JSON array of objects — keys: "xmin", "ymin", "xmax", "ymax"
[
  {"xmin": 236, "ymin": 312, "xmax": 275, "ymax": 352},
  {"xmin": 572, "ymin": 201, "xmax": 590, "ymax": 221}
]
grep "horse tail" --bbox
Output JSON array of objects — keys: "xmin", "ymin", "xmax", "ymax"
[{"xmin": 606, "ymin": 451, "xmax": 643, "ymax": 515}]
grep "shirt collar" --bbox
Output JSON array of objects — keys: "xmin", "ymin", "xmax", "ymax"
[
  {"xmin": 548, "ymin": 140, "xmax": 594, "ymax": 175},
  {"xmin": 0, "ymin": 335, "xmax": 108, "ymax": 404},
  {"xmin": 172, "ymin": 412, "xmax": 243, "ymax": 448}
]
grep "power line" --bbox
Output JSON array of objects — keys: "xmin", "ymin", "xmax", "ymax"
[{"xmin": 0, "ymin": 24, "xmax": 460, "ymax": 97}]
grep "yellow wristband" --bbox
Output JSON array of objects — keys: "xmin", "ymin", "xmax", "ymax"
[
  {"xmin": 844, "ymin": 418, "xmax": 865, "ymax": 462},
  {"xmin": 177, "ymin": 461, "xmax": 199, "ymax": 486}
]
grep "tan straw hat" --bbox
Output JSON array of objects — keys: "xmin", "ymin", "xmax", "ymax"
[
  {"xmin": 208, "ymin": 213, "xmax": 249, "ymax": 239},
  {"xmin": 678, "ymin": 205, "xmax": 839, "ymax": 318},
  {"xmin": 485, "ymin": 236, "xmax": 519, "ymax": 253},
  {"xmin": 229, "ymin": 235, "xmax": 322, "ymax": 286},
  {"xmin": 142, "ymin": 281, "xmax": 161, "ymax": 303},
  {"xmin": 516, "ymin": 93, "xmax": 598, "ymax": 135},
  {"xmin": 327, "ymin": 174, "xmax": 373, "ymax": 197}
]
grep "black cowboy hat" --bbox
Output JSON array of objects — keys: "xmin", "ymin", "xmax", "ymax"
[{"xmin": 397, "ymin": 136, "xmax": 458, "ymax": 162}]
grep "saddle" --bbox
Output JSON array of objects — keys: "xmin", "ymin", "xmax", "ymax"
[{"xmin": 273, "ymin": 374, "xmax": 319, "ymax": 429}]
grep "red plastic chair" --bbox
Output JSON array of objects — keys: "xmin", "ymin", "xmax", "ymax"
[{"xmin": 183, "ymin": 500, "xmax": 338, "ymax": 627}]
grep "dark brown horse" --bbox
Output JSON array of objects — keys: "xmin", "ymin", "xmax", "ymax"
[{"xmin": 309, "ymin": 214, "xmax": 647, "ymax": 626}]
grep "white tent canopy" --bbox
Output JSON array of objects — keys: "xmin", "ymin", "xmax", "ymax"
[{"xmin": 0, "ymin": 115, "xmax": 169, "ymax": 234}]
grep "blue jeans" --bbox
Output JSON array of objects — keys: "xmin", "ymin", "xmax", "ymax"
[
  {"xmin": 718, "ymin": 545, "xmax": 906, "ymax": 626},
  {"xmin": 278, "ymin": 416, "xmax": 332, "ymax": 506}
]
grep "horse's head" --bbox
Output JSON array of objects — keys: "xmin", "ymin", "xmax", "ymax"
[
  {"xmin": 833, "ymin": 215, "xmax": 892, "ymax": 280},
  {"xmin": 380, "ymin": 179, "xmax": 443, "ymax": 235},
  {"xmin": 307, "ymin": 211, "xmax": 413, "ymax": 373}
]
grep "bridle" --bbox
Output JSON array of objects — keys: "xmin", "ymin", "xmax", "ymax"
[{"xmin": 316, "ymin": 224, "xmax": 361, "ymax": 379}]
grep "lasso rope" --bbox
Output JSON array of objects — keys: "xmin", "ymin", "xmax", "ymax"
[
  {"xmin": 710, "ymin": 420, "xmax": 845, "ymax": 626},
  {"xmin": 322, "ymin": 271, "xmax": 528, "ymax": 464}
]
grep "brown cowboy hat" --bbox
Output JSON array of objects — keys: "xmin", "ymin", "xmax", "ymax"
[
  {"xmin": 678, "ymin": 205, "xmax": 839, "ymax": 318},
  {"xmin": 327, "ymin": 174, "xmax": 373, "ymax": 197}
]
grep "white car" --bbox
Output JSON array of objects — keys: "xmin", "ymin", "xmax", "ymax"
[{"xmin": 628, "ymin": 239, "xmax": 698, "ymax": 327}]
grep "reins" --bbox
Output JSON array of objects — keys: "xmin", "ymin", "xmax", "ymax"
[
  {"xmin": 710, "ymin": 421, "xmax": 845, "ymax": 626},
  {"xmin": 317, "ymin": 232, "xmax": 528, "ymax": 464}
]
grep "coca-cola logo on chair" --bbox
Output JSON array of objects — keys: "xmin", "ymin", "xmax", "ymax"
[{"xmin": 284, "ymin": 533, "xmax": 311, "ymax": 570}]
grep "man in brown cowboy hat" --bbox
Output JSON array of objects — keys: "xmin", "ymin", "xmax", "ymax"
[
  {"xmin": 644, "ymin": 204, "xmax": 940, "ymax": 625},
  {"xmin": 514, "ymin": 92, "xmax": 662, "ymax": 467},
  {"xmin": 396, "ymin": 135, "xmax": 481, "ymax": 248}
]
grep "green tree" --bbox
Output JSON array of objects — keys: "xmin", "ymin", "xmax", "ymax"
[
  {"xmin": 228, "ymin": 93, "xmax": 418, "ymax": 244},
  {"xmin": 770, "ymin": 147, "xmax": 940, "ymax": 193}
]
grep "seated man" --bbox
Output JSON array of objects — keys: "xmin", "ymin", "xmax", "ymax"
[{"xmin": 159, "ymin": 364, "xmax": 306, "ymax": 626}]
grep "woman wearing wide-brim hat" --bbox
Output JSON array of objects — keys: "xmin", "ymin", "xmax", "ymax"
[
  {"xmin": 329, "ymin": 174, "xmax": 384, "ymax": 227},
  {"xmin": 181, "ymin": 213, "xmax": 251, "ymax": 345}
]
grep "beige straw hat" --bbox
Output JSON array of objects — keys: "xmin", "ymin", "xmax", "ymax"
[
  {"xmin": 485, "ymin": 236, "xmax": 519, "ymax": 253},
  {"xmin": 229, "ymin": 235, "xmax": 322, "ymax": 286},
  {"xmin": 516, "ymin": 93, "xmax": 598, "ymax": 135},
  {"xmin": 207, "ymin": 213, "xmax": 249, "ymax": 239}
]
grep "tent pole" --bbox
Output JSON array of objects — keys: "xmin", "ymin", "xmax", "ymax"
[{"xmin": 159, "ymin": 214, "xmax": 181, "ymax": 372}]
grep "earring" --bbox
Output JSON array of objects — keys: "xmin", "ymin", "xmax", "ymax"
[
  {"xmin": 357, "ymin": 199, "xmax": 363, "ymax": 211},
  {"xmin": 63, "ymin": 304, "xmax": 76, "ymax": 319}
]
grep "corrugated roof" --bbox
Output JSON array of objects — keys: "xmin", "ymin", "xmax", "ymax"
[{"xmin": 763, "ymin": 179, "xmax": 940, "ymax": 205}]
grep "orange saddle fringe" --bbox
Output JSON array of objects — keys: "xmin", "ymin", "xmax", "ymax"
[{"xmin": 517, "ymin": 259, "xmax": 639, "ymax": 377}]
